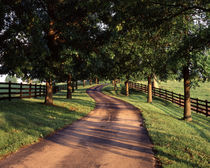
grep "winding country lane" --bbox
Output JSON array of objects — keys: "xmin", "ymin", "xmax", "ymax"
[{"xmin": 0, "ymin": 85, "xmax": 155, "ymax": 168}]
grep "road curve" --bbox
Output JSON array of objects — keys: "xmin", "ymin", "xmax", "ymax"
[{"xmin": 0, "ymin": 85, "xmax": 155, "ymax": 168}]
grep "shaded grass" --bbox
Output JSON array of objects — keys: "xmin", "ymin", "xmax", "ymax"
[
  {"xmin": 0, "ymin": 85, "xmax": 95, "ymax": 159},
  {"xmin": 102, "ymin": 85, "xmax": 210, "ymax": 168},
  {"xmin": 138, "ymin": 80, "xmax": 210, "ymax": 101}
]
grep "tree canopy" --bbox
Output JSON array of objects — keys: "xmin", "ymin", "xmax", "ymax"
[{"xmin": 0, "ymin": 0, "xmax": 209, "ymax": 118}]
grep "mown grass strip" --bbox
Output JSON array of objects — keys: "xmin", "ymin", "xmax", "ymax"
[
  {"xmin": 0, "ymin": 85, "xmax": 95, "ymax": 159},
  {"xmin": 102, "ymin": 85, "xmax": 210, "ymax": 168}
]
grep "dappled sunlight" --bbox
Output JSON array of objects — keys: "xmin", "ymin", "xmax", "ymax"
[
  {"xmin": 0, "ymin": 85, "xmax": 96, "ymax": 159},
  {"xmin": 102, "ymin": 84, "xmax": 210, "ymax": 168}
]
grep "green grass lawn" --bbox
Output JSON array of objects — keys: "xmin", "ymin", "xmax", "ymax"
[
  {"xmin": 102, "ymin": 85, "xmax": 210, "ymax": 168},
  {"xmin": 137, "ymin": 80, "xmax": 210, "ymax": 101},
  {"xmin": 0, "ymin": 85, "xmax": 95, "ymax": 159}
]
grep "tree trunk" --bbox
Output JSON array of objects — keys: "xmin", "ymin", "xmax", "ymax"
[
  {"xmin": 89, "ymin": 79, "xmax": 92, "ymax": 85},
  {"xmin": 67, "ymin": 74, "xmax": 72, "ymax": 99},
  {"xmin": 72, "ymin": 81, "xmax": 74, "ymax": 93},
  {"xmin": 147, "ymin": 75, "xmax": 152, "ymax": 103},
  {"xmin": 83, "ymin": 80, "xmax": 85, "ymax": 87},
  {"xmin": 183, "ymin": 66, "xmax": 192, "ymax": 121},
  {"xmin": 96, "ymin": 78, "xmax": 98, "ymax": 84},
  {"xmin": 125, "ymin": 80, "xmax": 129, "ymax": 96},
  {"xmin": 112, "ymin": 80, "xmax": 114, "ymax": 86},
  {"xmin": 45, "ymin": 80, "xmax": 53, "ymax": 105},
  {"xmin": 76, "ymin": 81, "xmax": 78, "ymax": 89},
  {"xmin": 114, "ymin": 79, "xmax": 117, "ymax": 91}
]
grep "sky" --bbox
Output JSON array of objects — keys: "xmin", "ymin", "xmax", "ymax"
[
  {"xmin": 0, "ymin": 75, "xmax": 22, "ymax": 83},
  {"xmin": 0, "ymin": 75, "xmax": 6, "ymax": 82}
]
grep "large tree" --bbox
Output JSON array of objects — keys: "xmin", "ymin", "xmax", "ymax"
[{"xmin": 0, "ymin": 0, "xmax": 113, "ymax": 104}]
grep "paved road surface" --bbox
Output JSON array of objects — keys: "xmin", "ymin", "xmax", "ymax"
[{"xmin": 0, "ymin": 85, "xmax": 155, "ymax": 168}]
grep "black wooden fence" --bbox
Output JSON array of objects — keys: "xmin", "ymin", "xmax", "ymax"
[
  {"xmin": 0, "ymin": 82, "xmax": 46, "ymax": 101},
  {"xmin": 129, "ymin": 82, "xmax": 210, "ymax": 117}
]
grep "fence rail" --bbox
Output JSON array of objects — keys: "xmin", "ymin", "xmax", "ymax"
[
  {"xmin": 129, "ymin": 82, "xmax": 210, "ymax": 117},
  {"xmin": 0, "ymin": 82, "xmax": 46, "ymax": 101}
]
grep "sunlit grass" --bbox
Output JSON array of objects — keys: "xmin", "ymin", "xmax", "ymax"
[
  {"xmin": 102, "ymin": 85, "xmax": 210, "ymax": 168},
  {"xmin": 0, "ymin": 85, "xmax": 95, "ymax": 159}
]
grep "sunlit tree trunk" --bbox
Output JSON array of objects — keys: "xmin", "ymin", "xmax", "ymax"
[
  {"xmin": 147, "ymin": 75, "xmax": 152, "ymax": 103},
  {"xmin": 183, "ymin": 66, "xmax": 192, "ymax": 121},
  {"xmin": 125, "ymin": 80, "xmax": 129, "ymax": 96},
  {"xmin": 125, "ymin": 75, "xmax": 129, "ymax": 96},
  {"xmin": 67, "ymin": 74, "xmax": 72, "ymax": 99},
  {"xmin": 83, "ymin": 80, "xmax": 85, "ymax": 87},
  {"xmin": 45, "ymin": 80, "xmax": 53, "ymax": 105}
]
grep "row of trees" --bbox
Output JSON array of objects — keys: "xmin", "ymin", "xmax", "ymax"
[
  {"xmin": 0, "ymin": 0, "xmax": 209, "ymax": 121},
  {"xmin": 105, "ymin": 1, "xmax": 210, "ymax": 121}
]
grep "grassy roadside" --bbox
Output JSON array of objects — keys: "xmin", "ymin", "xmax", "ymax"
[
  {"xmin": 102, "ymin": 85, "xmax": 210, "ymax": 168},
  {"xmin": 0, "ymin": 85, "xmax": 96, "ymax": 159}
]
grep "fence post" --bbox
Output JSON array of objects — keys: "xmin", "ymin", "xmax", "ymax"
[
  {"xmin": 39, "ymin": 84, "xmax": 41, "ymax": 96},
  {"xmin": 196, "ymin": 98, "xmax": 199, "ymax": 113},
  {"xmin": 20, "ymin": 82, "xmax": 23, "ymax": 98},
  {"xmin": 159, "ymin": 88, "xmax": 161, "ymax": 98},
  {"xmin": 29, "ymin": 83, "xmax": 32, "ymax": 98},
  {"xmin": 9, "ymin": 81, "xmax": 11, "ymax": 101},
  {"xmin": 35, "ymin": 84, "xmax": 37, "ymax": 98},
  {"xmin": 172, "ymin": 92, "xmax": 174, "ymax": 103},
  {"xmin": 43, "ymin": 86, "xmax": 47, "ymax": 96},
  {"xmin": 206, "ymin": 100, "xmax": 208, "ymax": 117}
]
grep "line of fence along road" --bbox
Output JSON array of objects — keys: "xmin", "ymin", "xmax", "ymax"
[
  {"xmin": 0, "ymin": 82, "xmax": 69, "ymax": 101},
  {"xmin": 0, "ymin": 82, "xmax": 47, "ymax": 101},
  {"xmin": 128, "ymin": 82, "xmax": 210, "ymax": 117}
]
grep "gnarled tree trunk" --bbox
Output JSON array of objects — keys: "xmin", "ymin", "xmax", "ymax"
[
  {"xmin": 45, "ymin": 80, "xmax": 53, "ymax": 105},
  {"xmin": 183, "ymin": 66, "xmax": 192, "ymax": 121},
  {"xmin": 147, "ymin": 75, "xmax": 152, "ymax": 103},
  {"xmin": 67, "ymin": 74, "xmax": 72, "ymax": 99}
]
